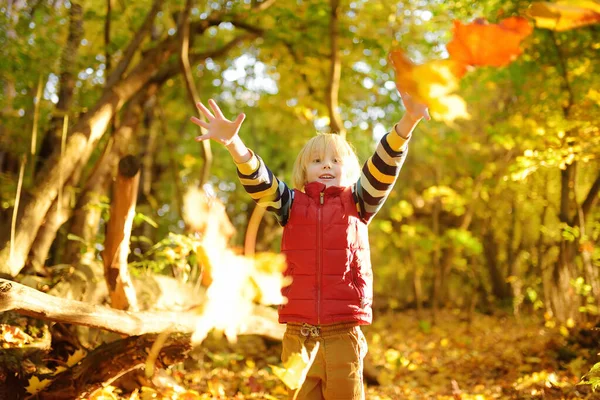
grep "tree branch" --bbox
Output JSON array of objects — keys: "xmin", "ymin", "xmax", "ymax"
[
  {"xmin": 573, "ymin": 169, "xmax": 600, "ymax": 225},
  {"xmin": 326, "ymin": 0, "xmax": 345, "ymax": 136},
  {"xmin": 105, "ymin": 0, "xmax": 163, "ymax": 90},
  {"xmin": 0, "ymin": 279, "xmax": 284, "ymax": 340},
  {"xmin": 150, "ymin": 33, "xmax": 257, "ymax": 85}
]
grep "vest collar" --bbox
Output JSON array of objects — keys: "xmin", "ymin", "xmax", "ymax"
[{"xmin": 304, "ymin": 181, "xmax": 345, "ymax": 202}]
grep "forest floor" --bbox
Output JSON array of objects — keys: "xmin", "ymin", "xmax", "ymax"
[{"xmin": 114, "ymin": 310, "xmax": 600, "ymax": 400}]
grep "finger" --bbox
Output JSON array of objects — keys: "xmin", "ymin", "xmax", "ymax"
[
  {"xmin": 208, "ymin": 99, "xmax": 225, "ymax": 119},
  {"xmin": 423, "ymin": 108, "xmax": 431, "ymax": 121},
  {"xmin": 196, "ymin": 101, "xmax": 215, "ymax": 120},
  {"xmin": 190, "ymin": 116, "xmax": 209, "ymax": 129},
  {"xmin": 195, "ymin": 133, "xmax": 212, "ymax": 142},
  {"xmin": 233, "ymin": 113, "xmax": 246, "ymax": 127}
]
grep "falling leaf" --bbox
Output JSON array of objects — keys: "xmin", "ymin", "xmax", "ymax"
[
  {"xmin": 270, "ymin": 342, "xmax": 320, "ymax": 390},
  {"xmin": 25, "ymin": 376, "xmax": 52, "ymax": 395},
  {"xmin": 389, "ymin": 51, "xmax": 469, "ymax": 122},
  {"xmin": 446, "ymin": 17, "xmax": 533, "ymax": 68},
  {"xmin": 389, "ymin": 50, "xmax": 420, "ymax": 97},
  {"xmin": 528, "ymin": 1, "xmax": 600, "ymax": 31}
]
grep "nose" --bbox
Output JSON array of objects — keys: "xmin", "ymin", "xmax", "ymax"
[{"xmin": 323, "ymin": 161, "xmax": 331, "ymax": 169}]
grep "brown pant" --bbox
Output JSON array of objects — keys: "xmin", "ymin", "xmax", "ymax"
[{"xmin": 281, "ymin": 322, "xmax": 368, "ymax": 400}]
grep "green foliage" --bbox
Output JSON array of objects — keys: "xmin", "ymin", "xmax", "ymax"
[
  {"xmin": 129, "ymin": 232, "xmax": 202, "ymax": 281},
  {"xmin": 581, "ymin": 362, "xmax": 600, "ymax": 391}
]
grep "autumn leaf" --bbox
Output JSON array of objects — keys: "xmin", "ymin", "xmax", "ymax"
[
  {"xmin": 270, "ymin": 342, "xmax": 320, "ymax": 390},
  {"xmin": 446, "ymin": 17, "xmax": 533, "ymax": 68},
  {"xmin": 389, "ymin": 51, "xmax": 469, "ymax": 122},
  {"xmin": 66, "ymin": 348, "xmax": 87, "ymax": 367},
  {"xmin": 26, "ymin": 376, "xmax": 52, "ymax": 395},
  {"xmin": 528, "ymin": 1, "xmax": 600, "ymax": 31}
]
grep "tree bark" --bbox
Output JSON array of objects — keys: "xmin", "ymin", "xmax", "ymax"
[{"xmin": 102, "ymin": 155, "xmax": 141, "ymax": 311}]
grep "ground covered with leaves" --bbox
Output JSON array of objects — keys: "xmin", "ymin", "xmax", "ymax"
[{"xmin": 75, "ymin": 311, "xmax": 598, "ymax": 400}]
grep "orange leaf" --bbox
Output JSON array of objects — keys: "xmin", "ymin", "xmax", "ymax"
[
  {"xmin": 388, "ymin": 50, "xmax": 469, "ymax": 122},
  {"xmin": 388, "ymin": 50, "xmax": 419, "ymax": 97},
  {"xmin": 528, "ymin": 1, "xmax": 600, "ymax": 31},
  {"xmin": 447, "ymin": 17, "xmax": 533, "ymax": 68}
]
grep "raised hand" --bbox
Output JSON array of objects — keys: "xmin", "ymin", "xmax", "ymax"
[
  {"xmin": 399, "ymin": 91, "xmax": 431, "ymax": 122},
  {"xmin": 191, "ymin": 99, "xmax": 246, "ymax": 146}
]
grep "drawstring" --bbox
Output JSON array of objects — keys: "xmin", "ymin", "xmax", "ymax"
[{"xmin": 300, "ymin": 323, "xmax": 321, "ymax": 338}]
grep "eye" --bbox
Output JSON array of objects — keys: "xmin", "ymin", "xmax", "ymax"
[
  {"xmin": 313, "ymin": 158, "xmax": 321, "ymax": 163},
  {"xmin": 333, "ymin": 158, "xmax": 340, "ymax": 163}
]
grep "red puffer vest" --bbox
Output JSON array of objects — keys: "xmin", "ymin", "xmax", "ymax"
[{"xmin": 279, "ymin": 181, "xmax": 373, "ymax": 326}]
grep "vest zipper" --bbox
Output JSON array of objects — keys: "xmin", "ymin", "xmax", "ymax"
[{"xmin": 317, "ymin": 191, "xmax": 324, "ymax": 324}]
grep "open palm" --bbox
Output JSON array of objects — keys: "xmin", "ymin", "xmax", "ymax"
[
  {"xmin": 191, "ymin": 99, "xmax": 246, "ymax": 146},
  {"xmin": 400, "ymin": 91, "xmax": 431, "ymax": 122}
]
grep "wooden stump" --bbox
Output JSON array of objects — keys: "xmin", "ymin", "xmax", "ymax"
[{"xmin": 101, "ymin": 155, "xmax": 141, "ymax": 311}]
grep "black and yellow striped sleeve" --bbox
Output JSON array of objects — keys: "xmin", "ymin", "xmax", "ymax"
[
  {"xmin": 354, "ymin": 129, "xmax": 410, "ymax": 223},
  {"xmin": 235, "ymin": 150, "xmax": 294, "ymax": 226}
]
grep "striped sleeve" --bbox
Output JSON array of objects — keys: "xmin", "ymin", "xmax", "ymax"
[
  {"xmin": 235, "ymin": 150, "xmax": 294, "ymax": 226},
  {"xmin": 353, "ymin": 129, "xmax": 410, "ymax": 224}
]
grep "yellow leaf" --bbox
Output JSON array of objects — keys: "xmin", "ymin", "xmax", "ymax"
[
  {"xmin": 528, "ymin": 1, "xmax": 600, "ymax": 31},
  {"xmin": 177, "ymin": 390, "xmax": 202, "ymax": 400},
  {"xmin": 66, "ymin": 348, "xmax": 87, "ymax": 367},
  {"xmin": 389, "ymin": 51, "xmax": 469, "ymax": 122},
  {"xmin": 89, "ymin": 386, "xmax": 119, "ymax": 400},
  {"xmin": 52, "ymin": 366, "xmax": 67, "ymax": 375},
  {"xmin": 26, "ymin": 376, "xmax": 52, "ymax": 395},
  {"xmin": 271, "ymin": 342, "xmax": 320, "ymax": 390}
]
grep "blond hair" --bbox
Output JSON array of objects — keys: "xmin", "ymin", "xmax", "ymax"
[{"xmin": 291, "ymin": 133, "xmax": 361, "ymax": 190}]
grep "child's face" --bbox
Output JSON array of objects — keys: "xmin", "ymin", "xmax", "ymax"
[{"xmin": 305, "ymin": 147, "xmax": 345, "ymax": 188}]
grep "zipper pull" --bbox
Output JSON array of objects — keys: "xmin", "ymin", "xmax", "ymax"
[{"xmin": 320, "ymin": 192, "xmax": 324, "ymax": 205}]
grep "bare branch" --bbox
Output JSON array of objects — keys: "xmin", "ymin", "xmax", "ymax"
[
  {"xmin": 326, "ymin": 0, "xmax": 345, "ymax": 137},
  {"xmin": 105, "ymin": 0, "xmax": 163, "ymax": 90}
]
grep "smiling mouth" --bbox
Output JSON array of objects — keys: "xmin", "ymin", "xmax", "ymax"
[{"xmin": 319, "ymin": 174, "xmax": 335, "ymax": 179}]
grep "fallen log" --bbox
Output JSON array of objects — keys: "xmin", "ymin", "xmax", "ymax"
[
  {"xmin": 37, "ymin": 332, "xmax": 191, "ymax": 400},
  {"xmin": 0, "ymin": 278, "xmax": 284, "ymax": 340},
  {"xmin": 0, "ymin": 278, "xmax": 382, "ymax": 388}
]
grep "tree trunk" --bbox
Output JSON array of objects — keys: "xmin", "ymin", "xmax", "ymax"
[
  {"xmin": 409, "ymin": 247, "xmax": 423, "ymax": 319},
  {"xmin": 64, "ymin": 88, "xmax": 153, "ymax": 270},
  {"xmin": 430, "ymin": 198, "xmax": 442, "ymax": 322},
  {"xmin": 34, "ymin": 2, "xmax": 83, "ymax": 177},
  {"xmin": 549, "ymin": 164, "xmax": 579, "ymax": 321},
  {"xmin": 483, "ymin": 228, "xmax": 511, "ymax": 300},
  {"xmin": 26, "ymin": 176, "xmax": 76, "ymax": 274},
  {"xmin": 102, "ymin": 156, "xmax": 141, "ymax": 311}
]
